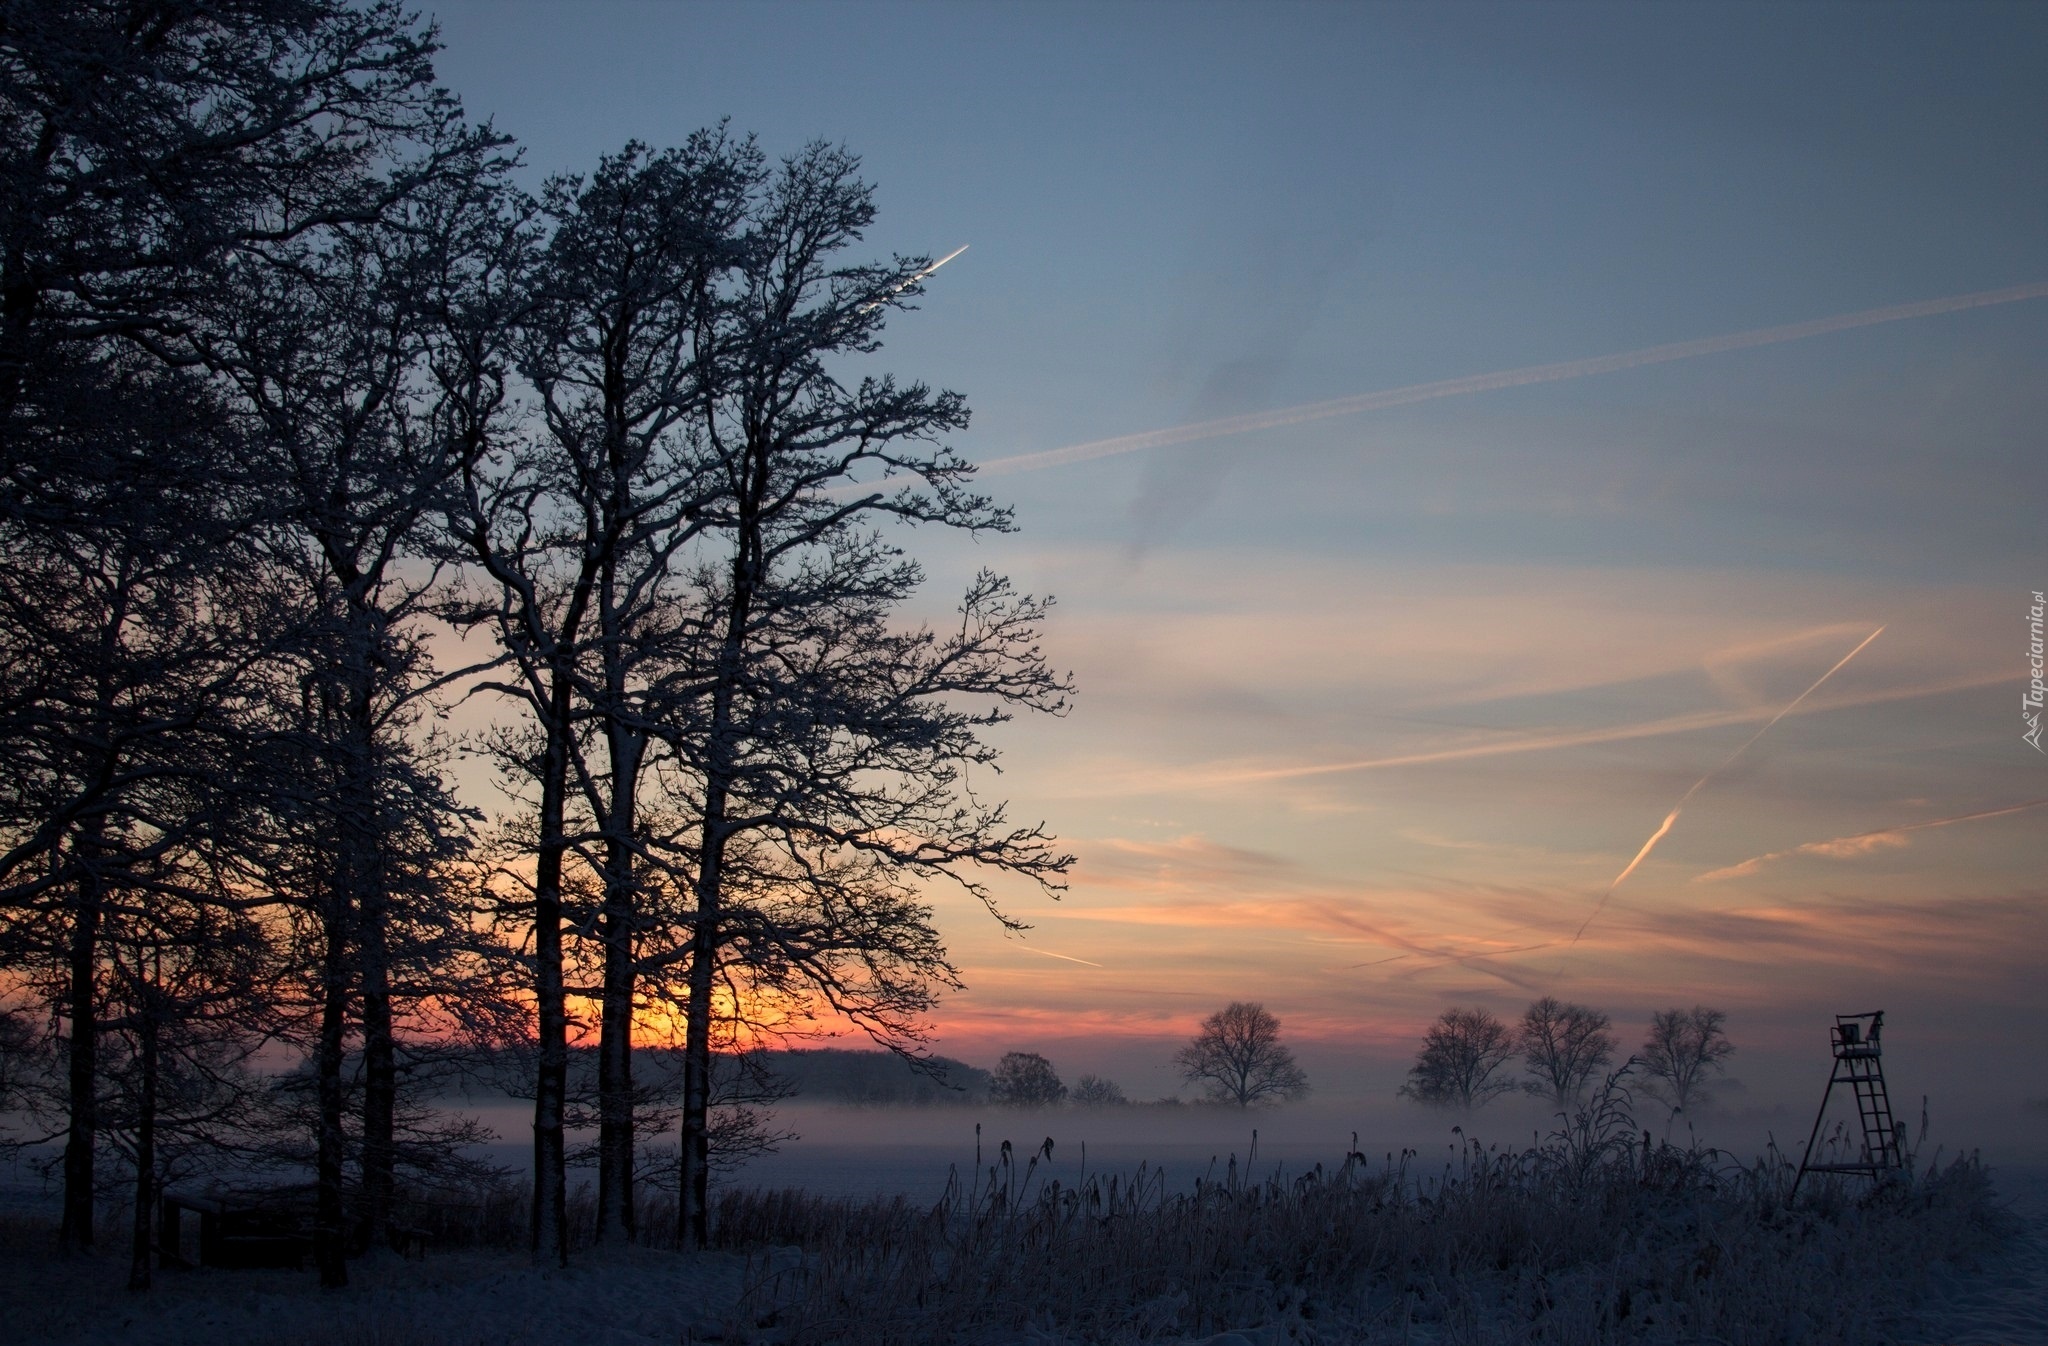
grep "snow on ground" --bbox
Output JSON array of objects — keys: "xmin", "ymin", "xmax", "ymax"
[
  {"xmin": 6, "ymin": 1216, "xmax": 2044, "ymax": 1346},
  {"xmin": 1905, "ymin": 1164, "xmax": 2048, "ymax": 1346},
  {"xmin": 1906, "ymin": 1215, "xmax": 2048, "ymax": 1346},
  {"xmin": 5, "ymin": 1158, "xmax": 2044, "ymax": 1345},
  {"xmin": 4, "ymin": 1239, "xmax": 804, "ymax": 1346}
]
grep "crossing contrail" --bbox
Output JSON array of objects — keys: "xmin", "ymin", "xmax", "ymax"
[
  {"xmin": 1570, "ymin": 624, "xmax": 1887, "ymax": 943},
  {"xmin": 974, "ymin": 281, "xmax": 2048, "ymax": 478}
]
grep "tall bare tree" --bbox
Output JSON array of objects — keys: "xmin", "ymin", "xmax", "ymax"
[
  {"xmin": 198, "ymin": 111, "xmax": 518, "ymax": 1278},
  {"xmin": 0, "ymin": 0, "xmax": 479, "ymax": 1256},
  {"xmin": 663, "ymin": 142, "xmax": 1074, "ymax": 1246},
  {"xmin": 442, "ymin": 133, "xmax": 754, "ymax": 1259},
  {"xmin": 0, "ymin": 361, "xmax": 277, "ymax": 1253}
]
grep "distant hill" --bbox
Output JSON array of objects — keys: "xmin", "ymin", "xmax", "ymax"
[
  {"xmin": 432, "ymin": 1044, "xmax": 991, "ymax": 1106},
  {"xmin": 759, "ymin": 1048, "xmax": 990, "ymax": 1105}
]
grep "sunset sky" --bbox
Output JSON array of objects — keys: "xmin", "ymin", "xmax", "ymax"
[{"xmin": 426, "ymin": 2, "xmax": 2048, "ymax": 1118}]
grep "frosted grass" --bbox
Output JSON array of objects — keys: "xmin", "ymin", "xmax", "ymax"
[{"xmin": 706, "ymin": 1078, "xmax": 2016, "ymax": 1345}]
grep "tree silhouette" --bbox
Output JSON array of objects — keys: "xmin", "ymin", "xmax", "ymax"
[
  {"xmin": 0, "ymin": 0, "xmax": 494, "ymax": 1271},
  {"xmin": 1399, "ymin": 1007, "xmax": 1518, "ymax": 1110},
  {"xmin": 1071, "ymin": 1073, "xmax": 1128, "ymax": 1106},
  {"xmin": 0, "ymin": 4, "xmax": 1082, "ymax": 1280},
  {"xmin": 1175, "ymin": 1002, "xmax": 1309, "ymax": 1107},
  {"xmin": 989, "ymin": 1052, "xmax": 1066, "ymax": 1108},
  {"xmin": 1640, "ymin": 1006, "xmax": 1734, "ymax": 1117},
  {"xmin": 656, "ymin": 142, "xmax": 1073, "ymax": 1248},
  {"xmin": 1518, "ymin": 996, "xmax": 1615, "ymax": 1107}
]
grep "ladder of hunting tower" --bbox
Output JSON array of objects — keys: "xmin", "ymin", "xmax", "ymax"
[{"xmin": 1792, "ymin": 1010, "xmax": 1903, "ymax": 1198}]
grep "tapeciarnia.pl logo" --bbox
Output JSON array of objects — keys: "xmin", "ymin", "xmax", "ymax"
[{"xmin": 2027, "ymin": 590, "xmax": 2045, "ymax": 752}]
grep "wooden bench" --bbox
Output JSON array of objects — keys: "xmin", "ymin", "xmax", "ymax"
[{"xmin": 159, "ymin": 1190, "xmax": 313, "ymax": 1271}]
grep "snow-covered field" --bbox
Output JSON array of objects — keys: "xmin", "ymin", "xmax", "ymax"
[{"xmin": 5, "ymin": 1104, "xmax": 2043, "ymax": 1345}]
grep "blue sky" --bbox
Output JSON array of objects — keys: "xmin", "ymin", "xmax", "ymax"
[{"xmin": 425, "ymin": 1, "xmax": 2048, "ymax": 1117}]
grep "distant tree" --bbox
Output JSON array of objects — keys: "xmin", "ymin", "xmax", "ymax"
[
  {"xmin": 1399, "ymin": 1007, "xmax": 1518, "ymax": 1110},
  {"xmin": 1175, "ymin": 1002, "xmax": 1309, "ymax": 1108},
  {"xmin": 1639, "ymin": 1006, "xmax": 1734, "ymax": 1117},
  {"xmin": 989, "ymin": 1052, "xmax": 1066, "ymax": 1108},
  {"xmin": 1071, "ymin": 1073, "xmax": 1128, "ymax": 1106},
  {"xmin": 1518, "ymin": 996, "xmax": 1615, "ymax": 1107}
]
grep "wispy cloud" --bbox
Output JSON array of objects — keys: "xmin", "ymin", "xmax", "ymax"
[
  {"xmin": 1619, "ymin": 891, "xmax": 2048, "ymax": 982},
  {"xmin": 1059, "ymin": 895, "xmax": 1554, "ymax": 991},
  {"xmin": 1056, "ymin": 837, "xmax": 1578, "ymax": 992},
  {"xmin": 1696, "ymin": 798, "xmax": 2048, "ymax": 882},
  {"xmin": 1087, "ymin": 833, "xmax": 1294, "ymax": 874}
]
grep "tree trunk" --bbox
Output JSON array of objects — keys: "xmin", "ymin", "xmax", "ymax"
[
  {"xmin": 530, "ymin": 667, "xmax": 573, "ymax": 1266},
  {"xmin": 676, "ymin": 629, "xmax": 746, "ymax": 1250},
  {"xmin": 59, "ymin": 868, "xmax": 100, "ymax": 1254},
  {"xmin": 677, "ymin": 458, "xmax": 763, "ymax": 1251},
  {"xmin": 315, "ymin": 882, "xmax": 351, "ymax": 1289},
  {"xmin": 343, "ymin": 597, "xmax": 399, "ymax": 1256},
  {"xmin": 676, "ymin": 785, "xmax": 725, "ymax": 1251},
  {"xmin": 677, "ymin": 605, "xmax": 750, "ymax": 1248},
  {"xmin": 127, "ymin": 1005, "xmax": 158, "ymax": 1292},
  {"xmin": 594, "ymin": 728, "xmax": 644, "ymax": 1245},
  {"xmin": 359, "ymin": 880, "xmax": 395, "ymax": 1254}
]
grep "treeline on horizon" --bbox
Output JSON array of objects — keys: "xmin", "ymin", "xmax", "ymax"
[
  {"xmin": 0, "ymin": 0, "xmax": 1074, "ymax": 1287},
  {"xmin": 436, "ymin": 1045, "xmax": 998, "ymax": 1108}
]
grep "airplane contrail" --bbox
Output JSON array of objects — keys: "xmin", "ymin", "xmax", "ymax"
[
  {"xmin": 973, "ymin": 281, "xmax": 2048, "ymax": 478},
  {"xmin": 859, "ymin": 244, "xmax": 968, "ymax": 312},
  {"xmin": 1570, "ymin": 624, "xmax": 1886, "ymax": 943},
  {"xmin": 1072, "ymin": 665, "xmax": 2004, "ymax": 796},
  {"xmin": 1014, "ymin": 944, "xmax": 1105, "ymax": 968},
  {"xmin": 1696, "ymin": 796, "xmax": 2048, "ymax": 882}
]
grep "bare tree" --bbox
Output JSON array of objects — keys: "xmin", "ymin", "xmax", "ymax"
[
  {"xmin": 1399, "ymin": 1006, "xmax": 1518, "ymax": 1110},
  {"xmin": 200, "ymin": 116, "xmax": 516, "ymax": 1275},
  {"xmin": 1071, "ymin": 1074, "xmax": 1128, "ymax": 1106},
  {"xmin": 1175, "ymin": 1002, "xmax": 1309, "ymax": 1108},
  {"xmin": 0, "ymin": 0, "xmax": 483, "ymax": 1259},
  {"xmin": 989, "ymin": 1052, "xmax": 1066, "ymax": 1108},
  {"xmin": 658, "ymin": 141, "xmax": 1074, "ymax": 1247},
  {"xmin": 96, "ymin": 883, "xmax": 275, "ymax": 1291},
  {"xmin": 1640, "ymin": 1006, "xmax": 1734, "ymax": 1118},
  {"xmin": 439, "ymin": 132, "xmax": 755, "ymax": 1259},
  {"xmin": 0, "ymin": 0, "xmax": 448, "ymax": 445},
  {"xmin": 1518, "ymin": 996, "xmax": 1615, "ymax": 1107},
  {"xmin": 516, "ymin": 136, "xmax": 747, "ymax": 1248},
  {"xmin": 0, "ymin": 364, "xmax": 279, "ymax": 1253}
]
